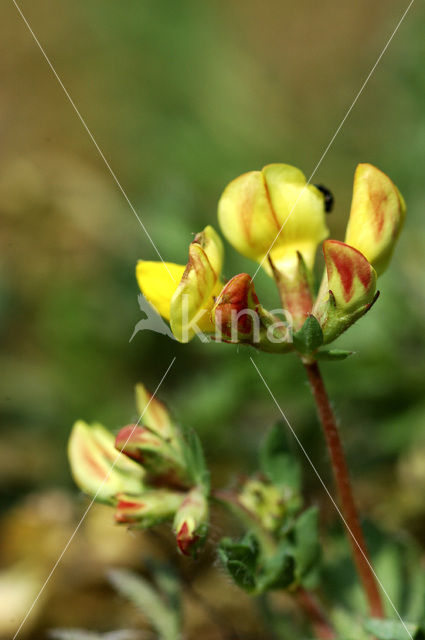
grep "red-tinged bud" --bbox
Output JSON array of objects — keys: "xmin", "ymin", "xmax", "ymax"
[
  {"xmin": 314, "ymin": 240, "xmax": 378, "ymax": 344},
  {"xmin": 213, "ymin": 273, "xmax": 292, "ymax": 352},
  {"xmin": 115, "ymin": 425, "xmax": 190, "ymax": 489},
  {"xmin": 135, "ymin": 384, "xmax": 177, "ymax": 443},
  {"xmin": 173, "ymin": 487, "xmax": 209, "ymax": 556},
  {"xmin": 115, "ymin": 490, "xmax": 185, "ymax": 528},
  {"xmin": 213, "ymin": 273, "xmax": 260, "ymax": 342}
]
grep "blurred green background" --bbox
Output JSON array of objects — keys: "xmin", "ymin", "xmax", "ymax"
[{"xmin": 1, "ymin": 0, "xmax": 424, "ymax": 637}]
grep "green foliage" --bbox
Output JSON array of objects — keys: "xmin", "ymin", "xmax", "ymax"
[
  {"xmin": 260, "ymin": 422, "xmax": 301, "ymax": 494},
  {"xmin": 181, "ymin": 426, "xmax": 210, "ymax": 492},
  {"xmin": 292, "ymin": 315, "xmax": 324, "ymax": 355},
  {"xmin": 293, "ymin": 506, "xmax": 321, "ymax": 589},
  {"xmin": 364, "ymin": 619, "xmax": 425, "ymax": 640},
  {"xmin": 218, "ymin": 533, "xmax": 260, "ymax": 592},
  {"xmin": 316, "ymin": 349, "xmax": 354, "ymax": 361},
  {"xmin": 218, "ymin": 533, "xmax": 296, "ymax": 594},
  {"xmin": 220, "ymin": 422, "xmax": 321, "ymax": 596},
  {"xmin": 107, "ymin": 565, "xmax": 182, "ymax": 640}
]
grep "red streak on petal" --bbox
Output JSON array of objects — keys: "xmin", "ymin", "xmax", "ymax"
[
  {"xmin": 117, "ymin": 499, "xmax": 144, "ymax": 510},
  {"xmin": 177, "ymin": 521, "xmax": 199, "ymax": 556},
  {"xmin": 325, "ymin": 240, "xmax": 372, "ymax": 303},
  {"xmin": 328, "ymin": 245, "xmax": 354, "ymax": 301},
  {"xmin": 369, "ymin": 188, "xmax": 388, "ymax": 238},
  {"xmin": 83, "ymin": 452, "xmax": 105, "ymax": 477}
]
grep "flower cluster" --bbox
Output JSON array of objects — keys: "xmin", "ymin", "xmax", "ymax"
[
  {"xmin": 137, "ymin": 163, "xmax": 405, "ymax": 357},
  {"xmin": 68, "ymin": 384, "xmax": 209, "ymax": 556}
]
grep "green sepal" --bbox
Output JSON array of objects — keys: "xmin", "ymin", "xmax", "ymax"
[
  {"xmin": 364, "ymin": 619, "xmax": 425, "ymax": 640},
  {"xmin": 260, "ymin": 422, "xmax": 302, "ymax": 496},
  {"xmin": 320, "ymin": 290, "xmax": 380, "ymax": 345},
  {"xmin": 316, "ymin": 349, "xmax": 354, "ymax": 361},
  {"xmin": 180, "ymin": 427, "xmax": 210, "ymax": 493},
  {"xmin": 293, "ymin": 506, "xmax": 321, "ymax": 589},
  {"xmin": 218, "ymin": 533, "xmax": 259, "ymax": 592},
  {"xmin": 293, "ymin": 314, "xmax": 323, "ymax": 355}
]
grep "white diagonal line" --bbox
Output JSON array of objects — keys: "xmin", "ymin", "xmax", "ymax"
[
  {"xmin": 12, "ymin": 357, "xmax": 177, "ymax": 640},
  {"xmin": 252, "ymin": 0, "xmax": 415, "ymax": 281},
  {"xmin": 11, "ymin": 0, "xmax": 175, "ymax": 282},
  {"xmin": 250, "ymin": 357, "xmax": 413, "ymax": 639}
]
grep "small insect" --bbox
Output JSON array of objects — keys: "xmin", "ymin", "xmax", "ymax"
[{"xmin": 314, "ymin": 184, "xmax": 334, "ymax": 213}]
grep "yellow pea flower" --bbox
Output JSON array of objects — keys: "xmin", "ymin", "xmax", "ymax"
[
  {"xmin": 218, "ymin": 163, "xmax": 329, "ymax": 277},
  {"xmin": 68, "ymin": 421, "xmax": 145, "ymax": 504},
  {"xmin": 136, "ymin": 225, "xmax": 223, "ymax": 342},
  {"xmin": 345, "ymin": 163, "xmax": 406, "ymax": 275}
]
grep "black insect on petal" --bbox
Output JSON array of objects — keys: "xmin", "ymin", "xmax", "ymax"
[{"xmin": 315, "ymin": 184, "xmax": 334, "ymax": 213}]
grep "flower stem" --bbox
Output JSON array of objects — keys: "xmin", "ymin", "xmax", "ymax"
[
  {"xmin": 303, "ymin": 360, "xmax": 384, "ymax": 618},
  {"xmin": 297, "ymin": 588, "xmax": 336, "ymax": 639}
]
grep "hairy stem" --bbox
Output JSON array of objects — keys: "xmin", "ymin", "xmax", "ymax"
[{"xmin": 304, "ymin": 360, "xmax": 384, "ymax": 618}]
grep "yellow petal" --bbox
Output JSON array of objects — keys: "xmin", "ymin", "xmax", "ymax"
[
  {"xmin": 263, "ymin": 164, "xmax": 329, "ymax": 274},
  {"xmin": 218, "ymin": 163, "xmax": 329, "ymax": 276},
  {"xmin": 68, "ymin": 421, "xmax": 145, "ymax": 503},
  {"xmin": 135, "ymin": 383, "xmax": 174, "ymax": 439},
  {"xmin": 345, "ymin": 163, "xmax": 406, "ymax": 275},
  {"xmin": 195, "ymin": 225, "xmax": 224, "ymax": 277},
  {"xmin": 170, "ymin": 227, "xmax": 223, "ymax": 342},
  {"xmin": 218, "ymin": 170, "xmax": 279, "ymax": 264},
  {"xmin": 136, "ymin": 261, "xmax": 185, "ymax": 320}
]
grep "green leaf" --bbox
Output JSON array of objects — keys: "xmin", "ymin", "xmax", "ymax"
[
  {"xmin": 181, "ymin": 427, "xmax": 210, "ymax": 492},
  {"xmin": 107, "ymin": 568, "xmax": 182, "ymax": 640},
  {"xmin": 293, "ymin": 506, "xmax": 321, "ymax": 589},
  {"xmin": 260, "ymin": 422, "xmax": 301, "ymax": 493},
  {"xmin": 218, "ymin": 533, "xmax": 259, "ymax": 592},
  {"xmin": 257, "ymin": 540, "xmax": 296, "ymax": 591},
  {"xmin": 364, "ymin": 619, "xmax": 424, "ymax": 640},
  {"xmin": 293, "ymin": 314, "xmax": 323, "ymax": 354},
  {"xmin": 316, "ymin": 349, "xmax": 354, "ymax": 361}
]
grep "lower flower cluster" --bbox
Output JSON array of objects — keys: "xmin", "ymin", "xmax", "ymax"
[{"xmin": 68, "ymin": 384, "xmax": 209, "ymax": 556}]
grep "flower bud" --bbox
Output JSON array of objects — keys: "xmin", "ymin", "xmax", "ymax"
[
  {"xmin": 115, "ymin": 425, "xmax": 190, "ymax": 489},
  {"xmin": 115, "ymin": 490, "xmax": 185, "ymax": 528},
  {"xmin": 345, "ymin": 163, "xmax": 406, "ymax": 275},
  {"xmin": 238, "ymin": 479, "xmax": 286, "ymax": 533},
  {"xmin": 213, "ymin": 273, "xmax": 260, "ymax": 342},
  {"xmin": 213, "ymin": 273, "xmax": 292, "ymax": 351},
  {"xmin": 218, "ymin": 164, "xmax": 329, "ymax": 276},
  {"xmin": 170, "ymin": 225, "xmax": 223, "ymax": 342},
  {"xmin": 135, "ymin": 384, "xmax": 180, "ymax": 446},
  {"xmin": 173, "ymin": 486, "xmax": 209, "ymax": 556},
  {"xmin": 68, "ymin": 421, "xmax": 144, "ymax": 504},
  {"xmin": 314, "ymin": 240, "xmax": 378, "ymax": 343}
]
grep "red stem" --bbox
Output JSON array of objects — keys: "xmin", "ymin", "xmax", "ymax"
[
  {"xmin": 304, "ymin": 361, "xmax": 384, "ymax": 618},
  {"xmin": 297, "ymin": 589, "xmax": 336, "ymax": 639}
]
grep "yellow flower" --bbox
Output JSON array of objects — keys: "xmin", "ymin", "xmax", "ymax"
[
  {"xmin": 218, "ymin": 163, "xmax": 329, "ymax": 276},
  {"xmin": 136, "ymin": 225, "xmax": 223, "ymax": 342},
  {"xmin": 68, "ymin": 420, "xmax": 145, "ymax": 504},
  {"xmin": 345, "ymin": 163, "xmax": 406, "ymax": 275}
]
